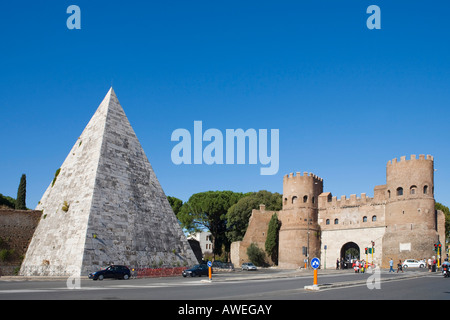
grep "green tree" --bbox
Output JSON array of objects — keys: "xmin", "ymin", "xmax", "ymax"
[
  {"xmin": 226, "ymin": 190, "xmax": 282, "ymax": 242},
  {"xmin": 246, "ymin": 243, "xmax": 266, "ymax": 267},
  {"xmin": 265, "ymin": 213, "xmax": 281, "ymax": 265},
  {"xmin": 176, "ymin": 191, "xmax": 244, "ymax": 257},
  {"xmin": 436, "ymin": 202, "xmax": 450, "ymax": 240},
  {"xmin": 0, "ymin": 194, "xmax": 15, "ymax": 209},
  {"xmin": 167, "ymin": 196, "xmax": 183, "ymax": 216},
  {"xmin": 15, "ymin": 174, "xmax": 26, "ymax": 210}
]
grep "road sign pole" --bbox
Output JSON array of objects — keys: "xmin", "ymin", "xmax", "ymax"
[
  {"xmin": 305, "ymin": 257, "xmax": 320, "ymax": 291},
  {"xmin": 207, "ymin": 261, "xmax": 212, "ymax": 281},
  {"xmin": 313, "ymin": 269, "xmax": 318, "ymax": 286}
]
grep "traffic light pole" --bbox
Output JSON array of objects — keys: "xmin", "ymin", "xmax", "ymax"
[
  {"xmin": 438, "ymin": 246, "xmax": 441, "ymax": 268},
  {"xmin": 371, "ymin": 246, "xmax": 374, "ymax": 266}
]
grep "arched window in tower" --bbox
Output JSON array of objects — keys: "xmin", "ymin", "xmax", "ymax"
[
  {"xmin": 423, "ymin": 185, "xmax": 428, "ymax": 194},
  {"xmin": 372, "ymin": 215, "xmax": 377, "ymax": 222},
  {"xmin": 410, "ymin": 185, "xmax": 417, "ymax": 195},
  {"xmin": 292, "ymin": 196, "xmax": 297, "ymax": 204},
  {"xmin": 387, "ymin": 190, "xmax": 391, "ymax": 198},
  {"xmin": 303, "ymin": 195, "xmax": 308, "ymax": 203},
  {"xmin": 396, "ymin": 187, "xmax": 403, "ymax": 196},
  {"xmin": 363, "ymin": 216, "xmax": 367, "ymax": 222},
  {"xmin": 326, "ymin": 219, "xmax": 330, "ymax": 225},
  {"xmin": 334, "ymin": 218, "xmax": 339, "ymax": 225},
  {"xmin": 284, "ymin": 198, "xmax": 287, "ymax": 205}
]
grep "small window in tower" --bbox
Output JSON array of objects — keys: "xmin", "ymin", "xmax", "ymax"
[
  {"xmin": 312, "ymin": 196, "xmax": 315, "ymax": 204},
  {"xmin": 303, "ymin": 195, "xmax": 308, "ymax": 203},
  {"xmin": 334, "ymin": 218, "xmax": 339, "ymax": 225},
  {"xmin": 363, "ymin": 216, "xmax": 367, "ymax": 222},
  {"xmin": 372, "ymin": 215, "xmax": 377, "ymax": 222},
  {"xmin": 326, "ymin": 219, "xmax": 330, "ymax": 225},
  {"xmin": 292, "ymin": 196, "xmax": 297, "ymax": 204},
  {"xmin": 410, "ymin": 186, "xmax": 417, "ymax": 195},
  {"xmin": 387, "ymin": 190, "xmax": 391, "ymax": 198},
  {"xmin": 284, "ymin": 198, "xmax": 287, "ymax": 205},
  {"xmin": 397, "ymin": 187, "xmax": 403, "ymax": 196},
  {"xmin": 423, "ymin": 185, "xmax": 428, "ymax": 194}
]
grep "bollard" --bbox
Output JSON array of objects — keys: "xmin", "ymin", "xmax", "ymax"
[
  {"xmin": 313, "ymin": 269, "xmax": 318, "ymax": 286},
  {"xmin": 305, "ymin": 257, "xmax": 320, "ymax": 291}
]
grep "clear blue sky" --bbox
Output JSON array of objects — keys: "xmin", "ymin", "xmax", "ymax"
[{"xmin": 1, "ymin": 1, "xmax": 449, "ymax": 208}]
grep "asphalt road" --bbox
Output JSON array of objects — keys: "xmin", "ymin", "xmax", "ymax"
[{"xmin": 0, "ymin": 268, "xmax": 448, "ymax": 301}]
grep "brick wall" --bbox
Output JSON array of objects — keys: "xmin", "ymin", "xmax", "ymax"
[{"xmin": 0, "ymin": 209, "xmax": 42, "ymax": 275}]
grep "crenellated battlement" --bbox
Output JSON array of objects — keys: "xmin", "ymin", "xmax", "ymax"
[
  {"xmin": 283, "ymin": 171, "xmax": 323, "ymax": 182},
  {"xmin": 387, "ymin": 154, "xmax": 433, "ymax": 166},
  {"xmin": 318, "ymin": 192, "xmax": 384, "ymax": 209}
]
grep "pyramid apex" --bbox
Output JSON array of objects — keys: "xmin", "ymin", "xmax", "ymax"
[{"xmin": 107, "ymin": 86, "xmax": 117, "ymax": 98}]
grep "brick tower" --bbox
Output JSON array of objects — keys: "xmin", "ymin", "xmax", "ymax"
[
  {"xmin": 382, "ymin": 155, "xmax": 439, "ymax": 264},
  {"xmin": 278, "ymin": 172, "xmax": 323, "ymax": 268}
]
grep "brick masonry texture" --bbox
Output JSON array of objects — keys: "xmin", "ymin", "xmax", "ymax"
[{"xmin": 232, "ymin": 155, "xmax": 445, "ymax": 269}]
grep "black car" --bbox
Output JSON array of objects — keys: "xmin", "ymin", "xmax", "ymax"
[
  {"xmin": 182, "ymin": 264, "xmax": 211, "ymax": 277},
  {"xmin": 88, "ymin": 265, "xmax": 131, "ymax": 280}
]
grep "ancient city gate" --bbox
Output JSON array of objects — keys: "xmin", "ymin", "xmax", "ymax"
[{"xmin": 320, "ymin": 227, "xmax": 385, "ymax": 269}]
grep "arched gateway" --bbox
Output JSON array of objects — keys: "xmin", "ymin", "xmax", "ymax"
[{"xmin": 340, "ymin": 242, "xmax": 360, "ymax": 262}]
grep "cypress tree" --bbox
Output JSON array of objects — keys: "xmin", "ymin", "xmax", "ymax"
[
  {"xmin": 265, "ymin": 213, "xmax": 281, "ymax": 265},
  {"xmin": 15, "ymin": 174, "xmax": 27, "ymax": 210}
]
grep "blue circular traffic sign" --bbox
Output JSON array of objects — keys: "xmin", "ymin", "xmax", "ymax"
[
  {"xmin": 207, "ymin": 261, "xmax": 212, "ymax": 267},
  {"xmin": 310, "ymin": 257, "xmax": 320, "ymax": 269}
]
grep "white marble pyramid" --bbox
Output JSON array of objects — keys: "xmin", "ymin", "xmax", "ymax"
[{"xmin": 20, "ymin": 88, "xmax": 197, "ymax": 276}]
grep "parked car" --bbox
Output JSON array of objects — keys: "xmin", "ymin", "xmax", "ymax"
[
  {"xmin": 402, "ymin": 259, "xmax": 425, "ymax": 269},
  {"xmin": 242, "ymin": 262, "xmax": 257, "ymax": 271},
  {"xmin": 88, "ymin": 265, "xmax": 131, "ymax": 280},
  {"xmin": 182, "ymin": 264, "xmax": 211, "ymax": 277}
]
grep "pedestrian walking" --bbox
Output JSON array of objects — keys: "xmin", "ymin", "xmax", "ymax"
[
  {"xmin": 397, "ymin": 260, "xmax": 403, "ymax": 273},
  {"xmin": 389, "ymin": 258, "xmax": 394, "ymax": 272},
  {"xmin": 336, "ymin": 258, "xmax": 340, "ymax": 270},
  {"xmin": 428, "ymin": 258, "xmax": 432, "ymax": 272}
]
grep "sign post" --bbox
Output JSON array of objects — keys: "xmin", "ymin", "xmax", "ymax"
[
  {"xmin": 207, "ymin": 261, "xmax": 212, "ymax": 281},
  {"xmin": 311, "ymin": 257, "xmax": 320, "ymax": 285},
  {"xmin": 303, "ymin": 257, "xmax": 321, "ymax": 291}
]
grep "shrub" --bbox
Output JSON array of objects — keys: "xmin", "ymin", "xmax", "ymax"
[
  {"xmin": 51, "ymin": 168, "xmax": 61, "ymax": 187},
  {"xmin": 246, "ymin": 243, "xmax": 266, "ymax": 267},
  {"xmin": 62, "ymin": 201, "xmax": 69, "ymax": 212},
  {"xmin": 0, "ymin": 249, "xmax": 14, "ymax": 262}
]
